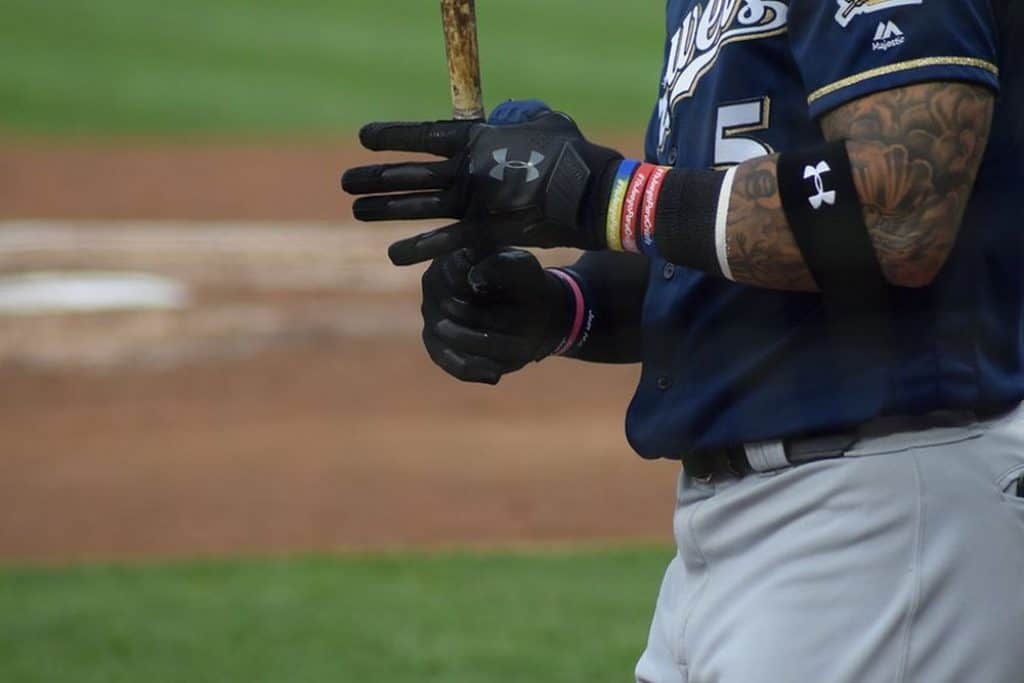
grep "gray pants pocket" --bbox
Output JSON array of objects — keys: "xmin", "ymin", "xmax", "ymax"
[{"xmin": 996, "ymin": 466, "xmax": 1024, "ymax": 529}]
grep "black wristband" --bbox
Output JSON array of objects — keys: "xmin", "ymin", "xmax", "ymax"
[
  {"xmin": 777, "ymin": 141, "xmax": 889, "ymax": 319},
  {"xmin": 653, "ymin": 168, "xmax": 728, "ymax": 275}
]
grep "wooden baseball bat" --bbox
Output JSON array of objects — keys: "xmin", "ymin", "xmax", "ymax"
[
  {"xmin": 440, "ymin": 0, "xmax": 493, "ymax": 263},
  {"xmin": 440, "ymin": 0, "xmax": 485, "ymax": 121}
]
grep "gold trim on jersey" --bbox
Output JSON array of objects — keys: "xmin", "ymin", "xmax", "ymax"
[{"xmin": 807, "ymin": 57, "xmax": 1000, "ymax": 105}]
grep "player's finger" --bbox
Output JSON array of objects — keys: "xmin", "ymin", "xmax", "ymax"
[
  {"xmin": 423, "ymin": 329, "xmax": 503, "ymax": 385},
  {"xmin": 352, "ymin": 190, "xmax": 462, "ymax": 222},
  {"xmin": 434, "ymin": 318, "xmax": 534, "ymax": 362},
  {"xmin": 341, "ymin": 160, "xmax": 457, "ymax": 195},
  {"xmin": 421, "ymin": 263, "xmax": 446, "ymax": 311},
  {"xmin": 421, "ymin": 249, "xmax": 476, "ymax": 301},
  {"xmin": 467, "ymin": 250, "xmax": 548, "ymax": 299},
  {"xmin": 436, "ymin": 248, "xmax": 478, "ymax": 296},
  {"xmin": 388, "ymin": 222, "xmax": 472, "ymax": 266},
  {"xmin": 359, "ymin": 121, "xmax": 472, "ymax": 157},
  {"xmin": 440, "ymin": 298, "xmax": 519, "ymax": 332}
]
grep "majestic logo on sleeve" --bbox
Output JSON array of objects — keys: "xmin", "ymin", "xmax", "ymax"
[
  {"xmin": 834, "ymin": 0, "xmax": 922, "ymax": 28},
  {"xmin": 872, "ymin": 21, "xmax": 905, "ymax": 50},
  {"xmin": 805, "ymin": 162, "xmax": 836, "ymax": 210},
  {"xmin": 657, "ymin": 0, "xmax": 789, "ymax": 152}
]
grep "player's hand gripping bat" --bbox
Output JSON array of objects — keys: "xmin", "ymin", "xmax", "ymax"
[{"xmin": 346, "ymin": 4, "xmax": 619, "ymax": 265}]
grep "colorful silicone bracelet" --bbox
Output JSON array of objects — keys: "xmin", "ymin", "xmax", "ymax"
[
  {"xmin": 640, "ymin": 165, "xmax": 671, "ymax": 256},
  {"xmin": 605, "ymin": 160, "xmax": 639, "ymax": 252},
  {"xmin": 548, "ymin": 268, "xmax": 586, "ymax": 356},
  {"xmin": 621, "ymin": 163, "xmax": 658, "ymax": 254}
]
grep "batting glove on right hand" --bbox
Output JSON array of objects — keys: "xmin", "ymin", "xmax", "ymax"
[
  {"xmin": 343, "ymin": 112, "xmax": 623, "ymax": 265},
  {"xmin": 421, "ymin": 248, "xmax": 572, "ymax": 385}
]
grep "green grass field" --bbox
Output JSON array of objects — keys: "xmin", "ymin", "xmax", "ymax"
[
  {"xmin": 0, "ymin": 547, "xmax": 671, "ymax": 682},
  {"xmin": 0, "ymin": 0, "xmax": 664, "ymax": 136}
]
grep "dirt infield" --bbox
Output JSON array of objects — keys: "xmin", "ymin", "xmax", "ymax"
[
  {"xmin": 0, "ymin": 136, "xmax": 644, "ymax": 222},
  {"xmin": 1, "ymin": 139, "xmax": 364, "ymax": 222},
  {"xmin": 0, "ymin": 140, "xmax": 677, "ymax": 564}
]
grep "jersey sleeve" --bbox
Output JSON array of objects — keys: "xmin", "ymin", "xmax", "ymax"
[{"xmin": 789, "ymin": 0, "xmax": 1001, "ymax": 118}]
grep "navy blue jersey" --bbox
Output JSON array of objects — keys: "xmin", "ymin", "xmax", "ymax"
[{"xmin": 627, "ymin": 0, "xmax": 1022, "ymax": 458}]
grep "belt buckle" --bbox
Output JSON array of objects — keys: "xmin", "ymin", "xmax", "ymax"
[
  {"xmin": 682, "ymin": 451, "xmax": 717, "ymax": 484},
  {"xmin": 691, "ymin": 447, "xmax": 746, "ymax": 483},
  {"xmin": 724, "ymin": 447, "xmax": 750, "ymax": 478}
]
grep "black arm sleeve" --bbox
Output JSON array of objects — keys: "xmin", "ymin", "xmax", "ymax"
[{"xmin": 562, "ymin": 250, "xmax": 648, "ymax": 364}]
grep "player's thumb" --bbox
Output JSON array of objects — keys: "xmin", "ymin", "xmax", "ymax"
[{"xmin": 467, "ymin": 250, "xmax": 546, "ymax": 300}]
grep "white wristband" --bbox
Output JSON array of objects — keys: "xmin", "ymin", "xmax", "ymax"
[{"xmin": 715, "ymin": 165, "xmax": 739, "ymax": 282}]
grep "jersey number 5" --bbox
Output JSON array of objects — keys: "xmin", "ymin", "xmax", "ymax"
[{"xmin": 714, "ymin": 98, "xmax": 773, "ymax": 167}]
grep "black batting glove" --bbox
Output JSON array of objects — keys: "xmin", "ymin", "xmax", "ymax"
[
  {"xmin": 421, "ymin": 248, "xmax": 572, "ymax": 385},
  {"xmin": 342, "ymin": 112, "xmax": 623, "ymax": 265}
]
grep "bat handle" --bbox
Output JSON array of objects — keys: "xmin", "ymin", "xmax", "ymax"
[
  {"xmin": 458, "ymin": 116, "xmax": 492, "ymax": 262},
  {"xmin": 440, "ymin": 0, "xmax": 490, "ymax": 261},
  {"xmin": 441, "ymin": 0, "xmax": 485, "ymax": 121}
]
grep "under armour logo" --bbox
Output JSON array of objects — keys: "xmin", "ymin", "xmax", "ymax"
[
  {"xmin": 804, "ymin": 161, "xmax": 836, "ymax": 210},
  {"xmin": 489, "ymin": 149, "xmax": 545, "ymax": 183}
]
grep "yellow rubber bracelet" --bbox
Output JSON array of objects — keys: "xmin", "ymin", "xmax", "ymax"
[{"xmin": 605, "ymin": 161, "xmax": 638, "ymax": 252}]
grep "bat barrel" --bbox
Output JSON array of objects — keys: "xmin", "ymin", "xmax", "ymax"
[{"xmin": 440, "ymin": 0, "xmax": 485, "ymax": 120}]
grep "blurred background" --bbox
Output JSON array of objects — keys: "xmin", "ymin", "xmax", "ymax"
[{"xmin": 0, "ymin": 1, "xmax": 681, "ymax": 680}]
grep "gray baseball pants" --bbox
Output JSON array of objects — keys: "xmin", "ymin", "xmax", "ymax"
[{"xmin": 636, "ymin": 405, "xmax": 1024, "ymax": 682}]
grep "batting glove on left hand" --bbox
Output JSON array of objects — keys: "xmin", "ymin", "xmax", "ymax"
[
  {"xmin": 341, "ymin": 112, "xmax": 623, "ymax": 265},
  {"xmin": 421, "ymin": 247, "xmax": 573, "ymax": 385}
]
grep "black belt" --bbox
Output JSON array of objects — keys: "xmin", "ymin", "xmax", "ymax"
[
  {"xmin": 682, "ymin": 403, "xmax": 1022, "ymax": 483},
  {"xmin": 682, "ymin": 431, "xmax": 861, "ymax": 483}
]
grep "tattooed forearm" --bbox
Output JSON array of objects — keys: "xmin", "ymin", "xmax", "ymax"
[
  {"xmin": 725, "ymin": 82, "xmax": 995, "ymax": 291},
  {"xmin": 726, "ymin": 155, "xmax": 817, "ymax": 291},
  {"xmin": 822, "ymin": 82, "xmax": 994, "ymax": 287}
]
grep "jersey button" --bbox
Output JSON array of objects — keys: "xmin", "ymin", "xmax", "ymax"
[
  {"xmin": 663, "ymin": 263, "xmax": 675, "ymax": 280},
  {"xmin": 667, "ymin": 148, "xmax": 678, "ymax": 165},
  {"xmin": 656, "ymin": 376, "xmax": 673, "ymax": 391}
]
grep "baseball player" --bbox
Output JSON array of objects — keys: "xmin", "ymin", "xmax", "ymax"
[{"xmin": 344, "ymin": 1, "xmax": 1024, "ymax": 680}]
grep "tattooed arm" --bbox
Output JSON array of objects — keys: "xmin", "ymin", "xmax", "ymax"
[{"xmin": 725, "ymin": 82, "xmax": 995, "ymax": 291}]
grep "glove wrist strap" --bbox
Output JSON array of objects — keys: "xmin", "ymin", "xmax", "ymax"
[{"xmin": 546, "ymin": 268, "xmax": 593, "ymax": 357}]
